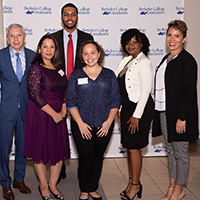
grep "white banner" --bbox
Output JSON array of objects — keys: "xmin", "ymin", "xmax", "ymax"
[{"xmin": 3, "ymin": 0, "xmax": 185, "ymax": 159}]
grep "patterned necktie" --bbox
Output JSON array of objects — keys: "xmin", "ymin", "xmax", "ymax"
[
  {"xmin": 16, "ymin": 52, "xmax": 23, "ymax": 81},
  {"xmin": 67, "ymin": 34, "xmax": 74, "ymax": 79}
]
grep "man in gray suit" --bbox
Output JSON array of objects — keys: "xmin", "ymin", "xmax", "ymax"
[{"xmin": 0, "ymin": 24, "xmax": 35, "ymax": 200}]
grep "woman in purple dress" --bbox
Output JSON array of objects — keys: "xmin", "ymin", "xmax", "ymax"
[{"xmin": 24, "ymin": 35, "xmax": 69, "ymax": 200}]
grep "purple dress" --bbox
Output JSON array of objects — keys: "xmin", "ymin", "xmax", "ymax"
[{"xmin": 24, "ymin": 63, "xmax": 70, "ymax": 165}]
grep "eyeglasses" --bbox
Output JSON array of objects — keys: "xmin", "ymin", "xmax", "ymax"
[{"xmin": 127, "ymin": 40, "xmax": 140, "ymax": 46}]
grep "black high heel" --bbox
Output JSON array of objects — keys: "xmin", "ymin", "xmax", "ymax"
[
  {"xmin": 38, "ymin": 186, "xmax": 53, "ymax": 200},
  {"xmin": 120, "ymin": 177, "xmax": 132, "ymax": 196},
  {"xmin": 121, "ymin": 181, "xmax": 143, "ymax": 200},
  {"xmin": 48, "ymin": 185, "xmax": 65, "ymax": 199}
]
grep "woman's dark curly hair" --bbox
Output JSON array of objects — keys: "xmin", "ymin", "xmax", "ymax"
[
  {"xmin": 32, "ymin": 34, "xmax": 63, "ymax": 69},
  {"xmin": 79, "ymin": 40, "xmax": 105, "ymax": 65},
  {"xmin": 121, "ymin": 28, "xmax": 150, "ymax": 56}
]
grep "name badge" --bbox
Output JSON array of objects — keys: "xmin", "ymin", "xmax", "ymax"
[
  {"xmin": 58, "ymin": 69, "xmax": 65, "ymax": 77},
  {"xmin": 78, "ymin": 77, "xmax": 88, "ymax": 85}
]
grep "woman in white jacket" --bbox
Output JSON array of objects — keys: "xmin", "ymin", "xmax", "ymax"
[{"xmin": 116, "ymin": 29, "xmax": 154, "ymax": 200}]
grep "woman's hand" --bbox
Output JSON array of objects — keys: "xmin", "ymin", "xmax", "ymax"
[
  {"xmin": 127, "ymin": 116, "xmax": 139, "ymax": 134},
  {"xmin": 78, "ymin": 122, "xmax": 92, "ymax": 140},
  {"xmin": 176, "ymin": 119, "xmax": 186, "ymax": 134},
  {"xmin": 60, "ymin": 103, "xmax": 67, "ymax": 118},
  {"xmin": 97, "ymin": 120, "xmax": 112, "ymax": 137},
  {"xmin": 52, "ymin": 112, "xmax": 63, "ymax": 124},
  {"xmin": 60, "ymin": 108, "xmax": 67, "ymax": 118}
]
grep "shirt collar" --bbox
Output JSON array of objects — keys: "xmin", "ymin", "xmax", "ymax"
[
  {"xmin": 9, "ymin": 45, "xmax": 25, "ymax": 57},
  {"xmin": 63, "ymin": 28, "xmax": 78, "ymax": 39}
]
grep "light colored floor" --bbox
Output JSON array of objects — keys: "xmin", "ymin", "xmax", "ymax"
[
  {"xmin": 1, "ymin": 140, "xmax": 200, "ymax": 199},
  {"xmin": 101, "ymin": 156, "xmax": 200, "ymax": 200}
]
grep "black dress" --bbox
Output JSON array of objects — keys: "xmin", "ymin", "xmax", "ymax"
[{"xmin": 118, "ymin": 74, "xmax": 154, "ymax": 149}]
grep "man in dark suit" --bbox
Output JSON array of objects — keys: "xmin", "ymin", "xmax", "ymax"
[
  {"xmin": 51, "ymin": 3, "xmax": 94, "ymax": 183},
  {"xmin": 51, "ymin": 3, "xmax": 94, "ymax": 74},
  {"xmin": 0, "ymin": 24, "xmax": 35, "ymax": 200}
]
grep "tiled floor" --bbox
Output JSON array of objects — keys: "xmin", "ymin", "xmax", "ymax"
[
  {"xmin": 101, "ymin": 156, "xmax": 200, "ymax": 200},
  {"xmin": 101, "ymin": 140, "xmax": 200, "ymax": 200},
  {"xmin": 0, "ymin": 140, "xmax": 200, "ymax": 199}
]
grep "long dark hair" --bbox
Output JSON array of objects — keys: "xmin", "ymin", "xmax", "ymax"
[
  {"xmin": 121, "ymin": 28, "xmax": 150, "ymax": 56},
  {"xmin": 32, "ymin": 34, "xmax": 63, "ymax": 69}
]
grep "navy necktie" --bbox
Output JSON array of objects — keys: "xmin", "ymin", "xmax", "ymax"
[{"xmin": 16, "ymin": 52, "xmax": 22, "ymax": 81}]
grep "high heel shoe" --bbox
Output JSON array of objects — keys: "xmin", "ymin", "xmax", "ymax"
[
  {"xmin": 120, "ymin": 177, "xmax": 132, "ymax": 196},
  {"xmin": 48, "ymin": 185, "xmax": 65, "ymax": 199},
  {"xmin": 171, "ymin": 190, "xmax": 185, "ymax": 200},
  {"xmin": 79, "ymin": 192, "xmax": 89, "ymax": 200},
  {"xmin": 38, "ymin": 186, "xmax": 53, "ymax": 200},
  {"xmin": 121, "ymin": 182, "xmax": 143, "ymax": 200},
  {"xmin": 160, "ymin": 187, "xmax": 174, "ymax": 200},
  {"xmin": 89, "ymin": 192, "xmax": 102, "ymax": 200}
]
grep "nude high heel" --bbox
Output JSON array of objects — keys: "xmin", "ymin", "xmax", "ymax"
[
  {"xmin": 171, "ymin": 190, "xmax": 185, "ymax": 200},
  {"xmin": 160, "ymin": 187, "xmax": 174, "ymax": 200}
]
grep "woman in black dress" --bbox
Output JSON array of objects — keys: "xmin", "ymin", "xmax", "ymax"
[{"xmin": 116, "ymin": 29, "xmax": 154, "ymax": 200}]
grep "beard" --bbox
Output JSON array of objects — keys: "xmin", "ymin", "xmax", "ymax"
[{"xmin": 62, "ymin": 19, "xmax": 78, "ymax": 30}]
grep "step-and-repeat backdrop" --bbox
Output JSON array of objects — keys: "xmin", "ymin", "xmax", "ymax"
[{"xmin": 2, "ymin": 0, "xmax": 185, "ymax": 159}]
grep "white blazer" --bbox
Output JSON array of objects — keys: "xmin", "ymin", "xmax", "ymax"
[{"xmin": 115, "ymin": 52, "xmax": 152, "ymax": 118}]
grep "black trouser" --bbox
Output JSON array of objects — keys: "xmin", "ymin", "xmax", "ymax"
[{"xmin": 71, "ymin": 120, "xmax": 114, "ymax": 192}]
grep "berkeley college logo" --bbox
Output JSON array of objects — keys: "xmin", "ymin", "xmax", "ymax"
[
  {"xmin": 102, "ymin": 7, "xmax": 128, "ymax": 15},
  {"xmin": 139, "ymin": 7, "xmax": 165, "ymax": 15},
  {"xmin": 78, "ymin": 7, "xmax": 90, "ymax": 15},
  {"xmin": 82, "ymin": 28, "xmax": 109, "ymax": 36},
  {"xmin": 157, "ymin": 28, "xmax": 167, "ymax": 36},
  {"xmin": 44, "ymin": 28, "xmax": 60, "ymax": 35},
  {"xmin": 105, "ymin": 49, "xmax": 123, "ymax": 57},
  {"xmin": 176, "ymin": 7, "xmax": 184, "ymax": 15},
  {"xmin": 3, "ymin": 5, "xmax": 13, "ymax": 14},
  {"xmin": 149, "ymin": 48, "xmax": 164, "ymax": 56},
  {"xmin": 24, "ymin": 6, "xmax": 52, "ymax": 15}
]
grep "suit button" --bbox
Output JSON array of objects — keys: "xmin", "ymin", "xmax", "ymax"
[
  {"xmin": 19, "ymin": 83, "xmax": 21, "ymax": 86},
  {"xmin": 17, "ymin": 95, "xmax": 19, "ymax": 97}
]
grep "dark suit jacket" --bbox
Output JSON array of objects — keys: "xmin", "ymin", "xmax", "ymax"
[
  {"xmin": 0, "ymin": 46, "xmax": 35, "ymax": 121},
  {"xmin": 152, "ymin": 49, "xmax": 199, "ymax": 142},
  {"xmin": 51, "ymin": 29, "xmax": 94, "ymax": 71}
]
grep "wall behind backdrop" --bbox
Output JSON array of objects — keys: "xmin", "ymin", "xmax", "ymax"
[{"xmin": 2, "ymin": 0, "xmax": 185, "ymax": 158}]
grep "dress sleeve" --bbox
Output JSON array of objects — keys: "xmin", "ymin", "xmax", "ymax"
[
  {"xmin": 63, "ymin": 78, "xmax": 68, "ymax": 104},
  {"xmin": 27, "ymin": 63, "xmax": 48, "ymax": 109}
]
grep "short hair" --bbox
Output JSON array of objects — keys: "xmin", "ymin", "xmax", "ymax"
[
  {"xmin": 79, "ymin": 40, "xmax": 105, "ymax": 65},
  {"xmin": 121, "ymin": 28, "xmax": 150, "ymax": 56},
  {"xmin": 167, "ymin": 20, "xmax": 188, "ymax": 38},
  {"xmin": 61, "ymin": 3, "xmax": 78, "ymax": 15},
  {"xmin": 32, "ymin": 34, "xmax": 63, "ymax": 69},
  {"xmin": 6, "ymin": 23, "xmax": 25, "ymax": 36}
]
